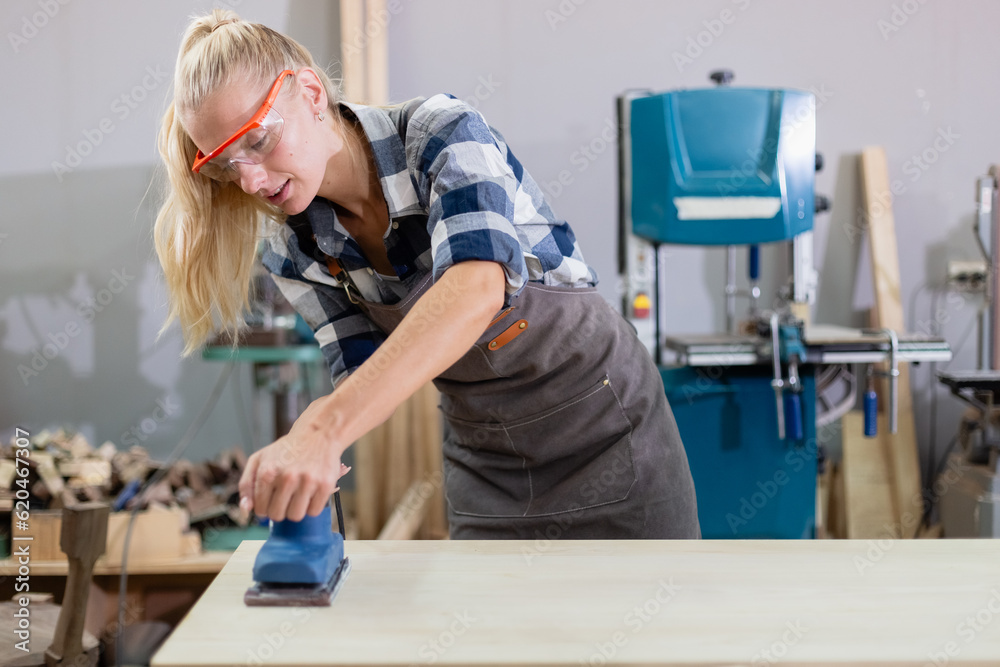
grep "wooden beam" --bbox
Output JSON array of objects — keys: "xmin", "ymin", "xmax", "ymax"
[
  {"xmin": 842, "ymin": 412, "xmax": 897, "ymax": 539},
  {"xmin": 376, "ymin": 479, "xmax": 432, "ymax": 540},
  {"xmin": 858, "ymin": 146, "xmax": 923, "ymax": 535},
  {"xmin": 364, "ymin": 0, "xmax": 388, "ymax": 105},
  {"xmin": 339, "ymin": 0, "xmax": 389, "ymax": 105}
]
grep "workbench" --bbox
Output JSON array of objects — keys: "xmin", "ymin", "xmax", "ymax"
[{"xmin": 152, "ymin": 540, "xmax": 1000, "ymax": 666}]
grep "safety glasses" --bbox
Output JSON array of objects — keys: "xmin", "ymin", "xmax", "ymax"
[{"xmin": 191, "ymin": 70, "xmax": 294, "ymax": 182}]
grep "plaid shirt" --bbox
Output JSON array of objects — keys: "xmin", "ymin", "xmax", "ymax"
[{"xmin": 262, "ymin": 94, "xmax": 597, "ymax": 385}]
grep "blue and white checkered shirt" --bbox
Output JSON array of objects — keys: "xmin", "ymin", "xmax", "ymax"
[{"xmin": 262, "ymin": 94, "xmax": 597, "ymax": 385}]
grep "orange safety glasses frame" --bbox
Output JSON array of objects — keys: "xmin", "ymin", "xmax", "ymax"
[{"xmin": 191, "ymin": 69, "xmax": 294, "ymax": 175}]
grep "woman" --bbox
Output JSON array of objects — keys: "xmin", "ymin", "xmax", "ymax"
[{"xmin": 155, "ymin": 9, "xmax": 699, "ymax": 539}]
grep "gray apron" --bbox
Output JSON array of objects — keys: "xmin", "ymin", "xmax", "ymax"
[{"xmin": 348, "ymin": 272, "xmax": 701, "ymax": 540}]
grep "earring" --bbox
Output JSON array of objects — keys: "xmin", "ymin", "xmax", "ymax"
[{"xmin": 317, "ymin": 111, "xmax": 326, "ymax": 122}]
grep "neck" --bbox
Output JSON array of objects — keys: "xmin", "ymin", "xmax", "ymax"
[{"xmin": 318, "ymin": 114, "xmax": 382, "ymax": 218}]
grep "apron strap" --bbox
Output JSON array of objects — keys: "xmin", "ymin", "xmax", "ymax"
[{"xmin": 314, "ymin": 235, "xmax": 362, "ymax": 305}]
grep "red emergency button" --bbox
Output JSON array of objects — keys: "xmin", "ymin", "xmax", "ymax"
[{"xmin": 632, "ymin": 293, "xmax": 651, "ymax": 319}]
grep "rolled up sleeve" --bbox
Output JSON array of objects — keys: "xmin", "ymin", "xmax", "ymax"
[{"xmin": 409, "ymin": 96, "xmax": 529, "ymax": 299}]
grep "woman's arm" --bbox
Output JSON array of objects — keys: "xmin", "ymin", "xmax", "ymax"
[{"xmin": 238, "ymin": 259, "xmax": 506, "ymax": 521}]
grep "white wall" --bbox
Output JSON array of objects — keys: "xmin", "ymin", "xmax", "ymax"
[
  {"xmin": 387, "ymin": 0, "xmax": 998, "ymax": 471},
  {"xmin": 0, "ymin": 0, "xmax": 994, "ymax": 474}
]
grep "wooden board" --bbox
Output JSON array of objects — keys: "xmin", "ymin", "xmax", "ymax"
[
  {"xmin": 339, "ymin": 0, "xmax": 388, "ymax": 105},
  {"xmin": 842, "ymin": 411, "xmax": 898, "ymax": 538},
  {"xmin": 0, "ymin": 551, "xmax": 230, "ymax": 577},
  {"xmin": 859, "ymin": 146, "xmax": 923, "ymax": 532},
  {"xmin": 152, "ymin": 539, "xmax": 1000, "ymax": 666},
  {"xmin": 353, "ymin": 383, "xmax": 446, "ymax": 539},
  {"xmin": 11, "ymin": 507, "xmax": 188, "ymax": 565}
]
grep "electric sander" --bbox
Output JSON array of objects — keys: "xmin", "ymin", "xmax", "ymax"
[{"xmin": 244, "ymin": 492, "xmax": 351, "ymax": 606}]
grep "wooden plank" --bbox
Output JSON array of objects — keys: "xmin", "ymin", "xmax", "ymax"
[
  {"xmin": 841, "ymin": 411, "xmax": 897, "ymax": 539},
  {"xmin": 411, "ymin": 385, "xmax": 431, "ymax": 540},
  {"xmin": 860, "ymin": 147, "xmax": 905, "ymax": 328},
  {"xmin": 419, "ymin": 383, "xmax": 447, "ymax": 539},
  {"xmin": 859, "ymin": 146, "xmax": 923, "ymax": 533},
  {"xmin": 376, "ymin": 479, "xmax": 431, "ymax": 540},
  {"xmin": 353, "ymin": 431, "xmax": 381, "ymax": 540},
  {"xmin": 102, "ymin": 507, "xmax": 187, "ymax": 567},
  {"xmin": 0, "ymin": 551, "xmax": 230, "ymax": 577},
  {"xmin": 0, "ymin": 458, "xmax": 16, "ymax": 488},
  {"xmin": 12, "ymin": 510, "xmax": 65, "ymax": 561},
  {"xmin": 364, "ymin": 0, "xmax": 389, "ymax": 105},
  {"xmin": 339, "ymin": 0, "xmax": 388, "ymax": 105},
  {"xmin": 340, "ymin": 0, "xmax": 390, "ymax": 105},
  {"xmin": 11, "ymin": 507, "xmax": 190, "ymax": 567},
  {"xmin": 152, "ymin": 539, "xmax": 1000, "ymax": 666},
  {"xmin": 32, "ymin": 452, "xmax": 64, "ymax": 497},
  {"xmin": 815, "ymin": 465, "xmax": 831, "ymax": 539},
  {"xmin": 384, "ymin": 394, "xmax": 412, "ymax": 516}
]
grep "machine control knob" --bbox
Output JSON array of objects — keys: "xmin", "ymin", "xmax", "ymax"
[
  {"xmin": 815, "ymin": 153, "xmax": 825, "ymax": 172},
  {"xmin": 709, "ymin": 69, "xmax": 734, "ymax": 86},
  {"xmin": 815, "ymin": 194, "xmax": 831, "ymax": 214}
]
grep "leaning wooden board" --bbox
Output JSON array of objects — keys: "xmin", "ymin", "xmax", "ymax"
[
  {"xmin": 152, "ymin": 540, "xmax": 1000, "ymax": 666},
  {"xmin": 859, "ymin": 146, "xmax": 923, "ymax": 534}
]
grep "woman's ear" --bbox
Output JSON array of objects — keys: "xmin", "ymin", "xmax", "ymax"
[{"xmin": 295, "ymin": 67, "xmax": 328, "ymax": 112}]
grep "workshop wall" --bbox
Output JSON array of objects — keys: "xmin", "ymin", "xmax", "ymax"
[{"xmin": 387, "ymin": 0, "xmax": 998, "ymax": 471}]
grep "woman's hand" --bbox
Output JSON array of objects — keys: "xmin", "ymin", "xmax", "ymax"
[{"xmin": 238, "ymin": 402, "xmax": 351, "ymax": 522}]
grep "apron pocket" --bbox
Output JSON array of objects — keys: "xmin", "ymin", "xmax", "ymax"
[{"xmin": 442, "ymin": 376, "xmax": 636, "ymax": 518}]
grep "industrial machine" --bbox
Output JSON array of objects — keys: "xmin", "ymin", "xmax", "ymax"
[
  {"xmin": 617, "ymin": 71, "xmax": 951, "ymax": 538},
  {"xmin": 935, "ymin": 168, "xmax": 1000, "ymax": 538}
]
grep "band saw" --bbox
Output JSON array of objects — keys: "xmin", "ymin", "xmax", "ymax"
[{"xmin": 617, "ymin": 70, "xmax": 952, "ymax": 537}]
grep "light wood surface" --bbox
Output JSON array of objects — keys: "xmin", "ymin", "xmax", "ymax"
[
  {"xmin": 152, "ymin": 539, "xmax": 1000, "ymax": 666},
  {"xmin": 859, "ymin": 146, "xmax": 923, "ymax": 534}
]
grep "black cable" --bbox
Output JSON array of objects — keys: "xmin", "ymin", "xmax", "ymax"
[
  {"xmin": 920, "ymin": 433, "xmax": 960, "ymax": 530},
  {"xmin": 925, "ymin": 360, "xmax": 938, "ymax": 511},
  {"xmin": 334, "ymin": 490, "xmax": 345, "ymax": 539},
  {"xmin": 115, "ymin": 362, "xmax": 234, "ymax": 667},
  {"xmin": 923, "ymin": 287, "xmax": 943, "ymax": 512},
  {"xmin": 653, "ymin": 243, "xmax": 662, "ymax": 366}
]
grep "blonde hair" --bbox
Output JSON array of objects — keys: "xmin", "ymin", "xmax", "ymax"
[{"xmin": 154, "ymin": 9, "xmax": 346, "ymax": 355}]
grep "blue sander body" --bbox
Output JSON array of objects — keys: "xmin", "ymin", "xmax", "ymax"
[{"xmin": 244, "ymin": 501, "xmax": 351, "ymax": 606}]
